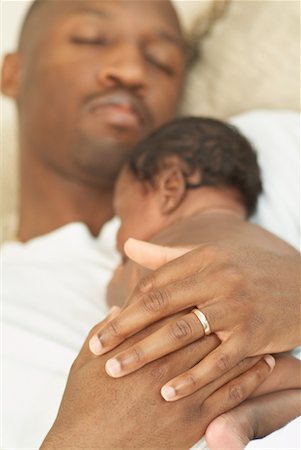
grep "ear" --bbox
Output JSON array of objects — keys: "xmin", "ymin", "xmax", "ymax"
[
  {"xmin": 155, "ymin": 166, "xmax": 186, "ymax": 215},
  {"xmin": 1, "ymin": 53, "xmax": 22, "ymax": 99}
]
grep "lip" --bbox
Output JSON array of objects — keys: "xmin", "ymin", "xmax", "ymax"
[{"xmin": 86, "ymin": 91, "xmax": 151, "ymax": 130}]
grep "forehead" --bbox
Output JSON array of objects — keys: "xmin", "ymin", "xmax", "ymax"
[{"xmin": 27, "ymin": 0, "xmax": 183, "ymax": 43}]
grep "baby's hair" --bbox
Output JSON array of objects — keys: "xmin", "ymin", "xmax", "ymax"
[{"xmin": 128, "ymin": 117, "xmax": 262, "ymax": 217}]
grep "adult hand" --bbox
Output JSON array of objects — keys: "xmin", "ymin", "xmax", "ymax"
[
  {"xmin": 89, "ymin": 239, "xmax": 300, "ymax": 401},
  {"xmin": 41, "ymin": 311, "xmax": 274, "ymax": 449},
  {"xmin": 205, "ymin": 389, "xmax": 301, "ymax": 450},
  {"xmin": 206, "ymin": 354, "xmax": 301, "ymax": 449}
]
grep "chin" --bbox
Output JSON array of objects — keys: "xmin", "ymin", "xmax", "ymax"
[
  {"xmin": 72, "ymin": 142, "xmax": 131, "ymax": 187},
  {"xmin": 81, "ymin": 120, "xmax": 145, "ymax": 150}
]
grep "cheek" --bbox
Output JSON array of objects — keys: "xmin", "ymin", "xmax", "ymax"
[
  {"xmin": 147, "ymin": 74, "xmax": 185, "ymax": 128},
  {"xmin": 21, "ymin": 35, "xmax": 98, "ymax": 103},
  {"xmin": 117, "ymin": 211, "xmax": 155, "ymax": 251},
  {"xmin": 149, "ymin": 60, "xmax": 185, "ymax": 128}
]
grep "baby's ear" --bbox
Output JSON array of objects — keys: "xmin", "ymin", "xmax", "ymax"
[{"xmin": 156, "ymin": 165, "xmax": 186, "ymax": 215}]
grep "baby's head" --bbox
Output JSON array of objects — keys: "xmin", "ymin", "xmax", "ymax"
[{"xmin": 114, "ymin": 117, "xmax": 262, "ymax": 254}]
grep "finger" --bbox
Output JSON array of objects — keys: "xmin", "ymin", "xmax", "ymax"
[
  {"xmin": 89, "ymin": 273, "xmax": 229, "ymax": 355},
  {"xmin": 205, "ymin": 407, "xmax": 251, "ymax": 450},
  {"xmin": 160, "ymin": 354, "xmax": 263, "ymax": 402},
  {"xmin": 205, "ymin": 389, "xmax": 301, "ymax": 450},
  {"xmin": 126, "ymin": 242, "xmax": 220, "ymax": 294},
  {"xmin": 199, "ymin": 356, "xmax": 275, "ymax": 424},
  {"xmin": 104, "ymin": 311, "xmax": 207, "ymax": 377},
  {"xmin": 161, "ymin": 338, "xmax": 248, "ymax": 400},
  {"xmin": 87, "ymin": 306, "xmax": 121, "ymax": 355},
  {"xmin": 124, "ymin": 238, "xmax": 193, "ymax": 270}
]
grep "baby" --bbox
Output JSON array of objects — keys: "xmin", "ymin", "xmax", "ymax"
[
  {"xmin": 108, "ymin": 116, "xmax": 290, "ymax": 307},
  {"xmin": 106, "ymin": 116, "xmax": 301, "ymax": 450}
]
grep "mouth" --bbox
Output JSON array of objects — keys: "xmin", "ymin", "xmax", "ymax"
[{"xmin": 86, "ymin": 91, "xmax": 151, "ymax": 131}]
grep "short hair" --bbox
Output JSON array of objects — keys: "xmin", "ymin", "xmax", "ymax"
[{"xmin": 128, "ymin": 117, "xmax": 262, "ymax": 217}]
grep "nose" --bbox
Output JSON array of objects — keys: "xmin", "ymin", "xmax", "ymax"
[{"xmin": 96, "ymin": 43, "xmax": 149, "ymax": 94}]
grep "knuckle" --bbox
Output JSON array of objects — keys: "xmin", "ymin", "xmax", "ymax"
[
  {"xmin": 106, "ymin": 319, "xmax": 121, "ymax": 338},
  {"xmin": 228, "ymin": 382, "xmax": 244, "ymax": 402},
  {"xmin": 149, "ymin": 363, "xmax": 169, "ymax": 382},
  {"xmin": 216, "ymin": 353, "xmax": 232, "ymax": 373},
  {"xmin": 221, "ymin": 264, "xmax": 245, "ymax": 289},
  {"xmin": 169, "ymin": 318, "xmax": 194, "ymax": 342},
  {"xmin": 183, "ymin": 372, "xmax": 199, "ymax": 391},
  {"xmin": 142, "ymin": 288, "xmax": 170, "ymax": 314},
  {"xmin": 201, "ymin": 243, "xmax": 222, "ymax": 261},
  {"xmin": 249, "ymin": 313, "xmax": 265, "ymax": 330},
  {"xmin": 130, "ymin": 345, "xmax": 146, "ymax": 364},
  {"xmin": 137, "ymin": 273, "xmax": 155, "ymax": 293},
  {"xmin": 237, "ymin": 357, "xmax": 251, "ymax": 371},
  {"xmin": 254, "ymin": 362, "xmax": 267, "ymax": 382}
]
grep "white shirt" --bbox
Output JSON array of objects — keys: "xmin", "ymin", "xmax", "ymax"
[{"xmin": 2, "ymin": 110, "xmax": 300, "ymax": 449}]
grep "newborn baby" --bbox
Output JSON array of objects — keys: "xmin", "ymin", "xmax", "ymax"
[
  {"xmin": 107, "ymin": 116, "xmax": 290, "ymax": 307},
  {"xmin": 106, "ymin": 116, "xmax": 300, "ymax": 450}
]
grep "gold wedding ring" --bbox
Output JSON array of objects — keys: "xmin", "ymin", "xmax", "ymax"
[{"xmin": 192, "ymin": 308, "xmax": 211, "ymax": 335}]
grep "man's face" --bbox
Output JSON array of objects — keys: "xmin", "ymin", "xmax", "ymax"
[
  {"xmin": 114, "ymin": 167, "xmax": 164, "ymax": 255},
  {"xmin": 14, "ymin": 0, "xmax": 186, "ymax": 187}
]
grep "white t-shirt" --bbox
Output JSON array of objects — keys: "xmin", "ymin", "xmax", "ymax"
[{"xmin": 2, "ymin": 110, "xmax": 300, "ymax": 449}]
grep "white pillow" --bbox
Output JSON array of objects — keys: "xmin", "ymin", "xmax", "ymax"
[{"xmin": 230, "ymin": 110, "xmax": 300, "ymax": 251}]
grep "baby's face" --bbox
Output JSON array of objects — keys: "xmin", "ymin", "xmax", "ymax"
[{"xmin": 114, "ymin": 168, "xmax": 163, "ymax": 256}]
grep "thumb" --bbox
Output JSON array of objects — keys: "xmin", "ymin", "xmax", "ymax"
[
  {"xmin": 205, "ymin": 410, "xmax": 251, "ymax": 450},
  {"xmin": 124, "ymin": 238, "xmax": 193, "ymax": 270}
]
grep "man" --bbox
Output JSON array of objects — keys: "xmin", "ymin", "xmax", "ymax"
[
  {"xmin": 1, "ymin": 0, "xmax": 300, "ymax": 448},
  {"xmin": 2, "ymin": 0, "xmax": 186, "ymax": 241}
]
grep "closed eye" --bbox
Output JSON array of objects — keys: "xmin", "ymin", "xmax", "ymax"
[
  {"xmin": 146, "ymin": 54, "xmax": 175, "ymax": 76},
  {"xmin": 71, "ymin": 36, "xmax": 108, "ymax": 46}
]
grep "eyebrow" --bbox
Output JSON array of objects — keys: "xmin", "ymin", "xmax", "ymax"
[
  {"xmin": 156, "ymin": 30, "xmax": 184, "ymax": 51},
  {"xmin": 71, "ymin": 7, "xmax": 184, "ymax": 51},
  {"xmin": 72, "ymin": 7, "xmax": 111, "ymax": 18}
]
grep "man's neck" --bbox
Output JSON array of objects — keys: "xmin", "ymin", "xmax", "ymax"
[{"xmin": 18, "ymin": 158, "xmax": 114, "ymax": 242}]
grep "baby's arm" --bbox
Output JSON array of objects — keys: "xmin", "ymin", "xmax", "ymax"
[{"xmin": 206, "ymin": 355, "xmax": 301, "ymax": 450}]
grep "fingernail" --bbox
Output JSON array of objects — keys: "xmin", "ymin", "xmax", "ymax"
[
  {"xmin": 263, "ymin": 355, "xmax": 275, "ymax": 370},
  {"xmin": 161, "ymin": 385, "xmax": 176, "ymax": 401},
  {"xmin": 105, "ymin": 358, "xmax": 122, "ymax": 377},
  {"xmin": 89, "ymin": 336, "xmax": 103, "ymax": 355}
]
